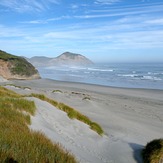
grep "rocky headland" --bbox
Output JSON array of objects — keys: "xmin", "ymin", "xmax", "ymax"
[{"xmin": 28, "ymin": 52, "xmax": 93, "ymax": 67}]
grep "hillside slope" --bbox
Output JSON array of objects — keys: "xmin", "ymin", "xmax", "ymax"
[
  {"xmin": 55, "ymin": 52, "xmax": 93, "ymax": 65},
  {"xmin": 0, "ymin": 50, "xmax": 40, "ymax": 80},
  {"xmin": 29, "ymin": 52, "xmax": 93, "ymax": 67}
]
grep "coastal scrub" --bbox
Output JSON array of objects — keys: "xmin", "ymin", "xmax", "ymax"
[
  {"xmin": 142, "ymin": 139, "xmax": 163, "ymax": 163},
  {"xmin": 0, "ymin": 50, "xmax": 40, "ymax": 78}
]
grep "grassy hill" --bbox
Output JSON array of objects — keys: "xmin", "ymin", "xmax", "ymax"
[{"xmin": 0, "ymin": 50, "xmax": 40, "ymax": 78}]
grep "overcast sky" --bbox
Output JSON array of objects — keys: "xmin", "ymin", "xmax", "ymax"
[{"xmin": 0, "ymin": 0, "xmax": 163, "ymax": 62}]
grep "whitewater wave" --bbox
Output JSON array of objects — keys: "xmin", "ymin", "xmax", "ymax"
[
  {"xmin": 118, "ymin": 74, "xmax": 162, "ymax": 81},
  {"xmin": 87, "ymin": 68, "xmax": 114, "ymax": 72},
  {"xmin": 38, "ymin": 63, "xmax": 163, "ymax": 90}
]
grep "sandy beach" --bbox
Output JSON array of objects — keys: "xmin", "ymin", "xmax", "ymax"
[{"xmin": 1, "ymin": 78, "xmax": 163, "ymax": 163}]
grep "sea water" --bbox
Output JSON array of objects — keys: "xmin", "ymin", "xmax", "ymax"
[{"xmin": 38, "ymin": 63, "xmax": 163, "ymax": 90}]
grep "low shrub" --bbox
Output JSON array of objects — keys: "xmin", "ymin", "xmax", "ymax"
[
  {"xmin": 52, "ymin": 90, "xmax": 63, "ymax": 93},
  {"xmin": 142, "ymin": 139, "xmax": 163, "ymax": 163},
  {"xmin": 82, "ymin": 96, "xmax": 91, "ymax": 100},
  {"xmin": 5, "ymin": 84, "xmax": 31, "ymax": 90}
]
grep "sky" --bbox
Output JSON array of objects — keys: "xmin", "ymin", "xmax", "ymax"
[{"xmin": 0, "ymin": 0, "xmax": 163, "ymax": 63}]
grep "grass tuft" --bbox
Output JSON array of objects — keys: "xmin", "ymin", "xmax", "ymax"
[
  {"xmin": 0, "ymin": 86, "xmax": 22, "ymax": 98},
  {"xmin": 90, "ymin": 122, "xmax": 104, "ymax": 135},
  {"xmin": 52, "ymin": 90, "xmax": 63, "ymax": 93},
  {"xmin": 1, "ymin": 97, "xmax": 36, "ymax": 115},
  {"xmin": 30, "ymin": 93, "xmax": 58, "ymax": 106},
  {"xmin": 82, "ymin": 96, "xmax": 91, "ymax": 100},
  {"xmin": 142, "ymin": 139, "xmax": 163, "ymax": 163},
  {"xmin": 5, "ymin": 84, "xmax": 31, "ymax": 90}
]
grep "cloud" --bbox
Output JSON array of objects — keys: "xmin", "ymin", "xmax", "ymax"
[
  {"xmin": 0, "ymin": 0, "xmax": 60, "ymax": 13},
  {"xmin": 0, "ymin": 25, "xmax": 25, "ymax": 37},
  {"xmin": 108, "ymin": 30, "xmax": 163, "ymax": 49},
  {"xmin": 75, "ymin": 3, "xmax": 163, "ymax": 19},
  {"xmin": 146, "ymin": 18, "xmax": 163, "ymax": 25},
  {"xmin": 2, "ymin": 8, "xmax": 162, "ymax": 50},
  {"xmin": 95, "ymin": 0, "xmax": 121, "ymax": 5},
  {"xmin": 70, "ymin": 4, "xmax": 79, "ymax": 9},
  {"xmin": 22, "ymin": 20, "xmax": 47, "ymax": 24},
  {"xmin": 42, "ymin": 22, "xmax": 163, "ymax": 49},
  {"xmin": 21, "ymin": 16, "xmax": 71, "ymax": 24},
  {"xmin": 44, "ymin": 32, "xmax": 78, "ymax": 39},
  {"xmin": 1, "ymin": 23, "xmax": 163, "ymax": 58}
]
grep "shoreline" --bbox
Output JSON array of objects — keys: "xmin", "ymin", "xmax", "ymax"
[
  {"xmin": 6, "ymin": 77, "xmax": 163, "ymax": 91},
  {"xmin": 1, "ymin": 78, "xmax": 163, "ymax": 163},
  {"xmin": 37, "ymin": 77, "xmax": 163, "ymax": 91},
  {"xmin": 6, "ymin": 78, "xmax": 163, "ymax": 101},
  {"xmin": 43, "ymin": 78, "xmax": 163, "ymax": 91},
  {"xmin": 1, "ymin": 76, "xmax": 163, "ymax": 91}
]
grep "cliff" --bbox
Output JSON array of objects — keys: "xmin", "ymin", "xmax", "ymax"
[{"xmin": 0, "ymin": 50, "xmax": 40, "ymax": 80}]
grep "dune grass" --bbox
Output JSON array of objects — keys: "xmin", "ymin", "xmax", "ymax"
[
  {"xmin": 0, "ymin": 86, "xmax": 77, "ymax": 162},
  {"xmin": 5, "ymin": 84, "xmax": 31, "ymax": 90},
  {"xmin": 142, "ymin": 139, "xmax": 163, "ymax": 163},
  {"xmin": 30, "ymin": 93, "xmax": 104, "ymax": 135},
  {"xmin": 82, "ymin": 96, "xmax": 91, "ymax": 100},
  {"xmin": 0, "ymin": 86, "xmax": 22, "ymax": 98},
  {"xmin": 52, "ymin": 89, "xmax": 63, "ymax": 93}
]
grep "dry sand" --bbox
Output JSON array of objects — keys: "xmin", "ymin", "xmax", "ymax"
[
  {"xmin": 1, "ymin": 78, "xmax": 163, "ymax": 163},
  {"xmin": 0, "ymin": 75, "xmax": 7, "ymax": 82}
]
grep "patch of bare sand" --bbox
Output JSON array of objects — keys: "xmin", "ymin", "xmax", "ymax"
[{"xmin": 0, "ymin": 75, "xmax": 7, "ymax": 82}]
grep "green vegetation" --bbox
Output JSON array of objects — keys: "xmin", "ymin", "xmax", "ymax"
[
  {"xmin": 142, "ymin": 139, "xmax": 163, "ymax": 163},
  {"xmin": 71, "ymin": 91, "xmax": 86, "ymax": 96},
  {"xmin": 30, "ymin": 93, "xmax": 104, "ymax": 135},
  {"xmin": 1, "ymin": 86, "xmax": 103, "ymax": 135},
  {"xmin": 0, "ymin": 50, "xmax": 39, "ymax": 77},
  {"xmin": 5, "ymin": 84, "xmax": 31, "ymax": 90},
  {"xmin": 0, "ymin": 86, "xmax": 77, "ymax": 162},
  {"xmin": 31, "ymin": 93, "xmax": 58, "ymax": 106},
  {"xmin": 10, "ymin": 58, "xmax": 37, "ymax": 76},
  {"xmin": 82, "ymin": 96, "xmax": 91, "ymax": 100},
  {"xmin": 0, "ymin": 50, "xmax": 18, "ymax": 60},
  {"xmin": 71, "ymin": 92, "xmax": 91, "ymax": 100},
  {"xmin": 0, "ymin": 86, "xmax": 22, "ymax": 98},
  {"xmin": 52, "ymin": 90, "xmax": 63, "ymax": 93}
]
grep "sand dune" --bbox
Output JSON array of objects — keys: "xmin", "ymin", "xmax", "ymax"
[{"xmin": 2, "ymin": 79, "xmax": 163, "ymax": 163}]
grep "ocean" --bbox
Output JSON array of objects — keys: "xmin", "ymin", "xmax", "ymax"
[{"xmin": 38, "ymin": 63, "xmax": 163, "ymax": 90}]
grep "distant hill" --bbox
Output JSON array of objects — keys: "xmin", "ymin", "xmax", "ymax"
[
  {"xmin": 0, "ymin": 50, "xmax": 40, "ymax": 80},
  {"xmin": 26, "ymin": 56, "xmax": 53, "ymax": 67},
  {"xmin": 29, "ymin": 52, "xmax": 93, "ymax": 67}
]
